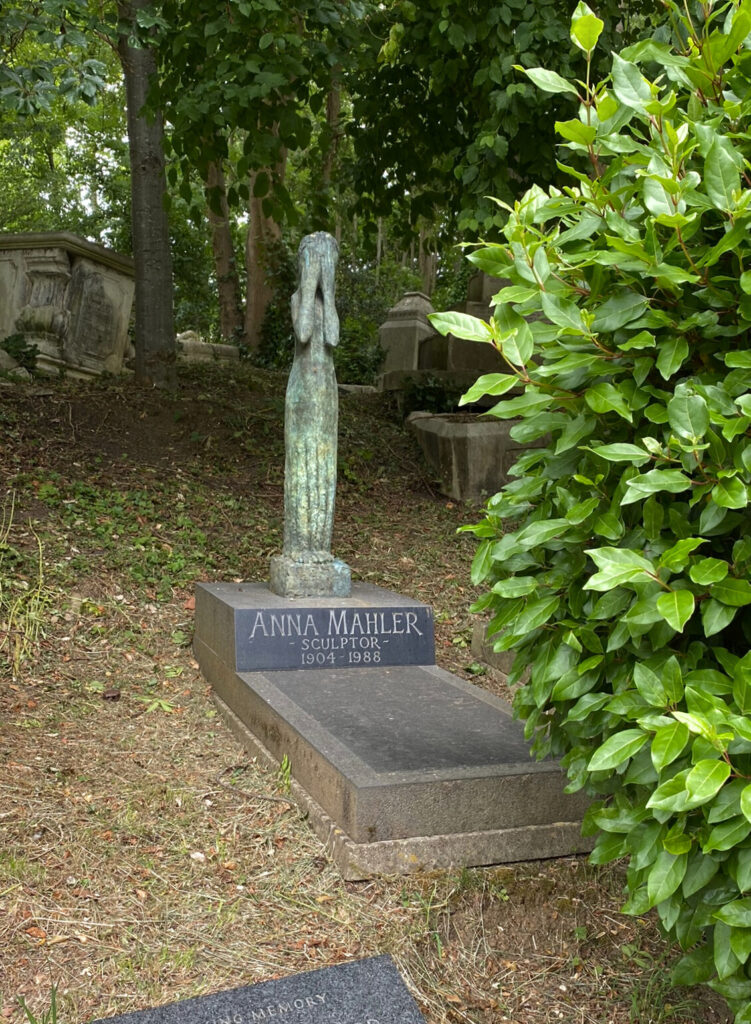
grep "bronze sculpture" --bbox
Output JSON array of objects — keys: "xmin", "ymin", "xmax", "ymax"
[{"xmin": 269, "ymin": 232, "xmax": 352, "ymax": 598}]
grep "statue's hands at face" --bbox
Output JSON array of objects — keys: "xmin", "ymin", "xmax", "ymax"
[
  {"xmin": 295, "ymin": 247, "xmax": 319, "ymax": 346},
  {"xmin": 292, "ymin": 233, "xmax": 339, "ymax": 349}
]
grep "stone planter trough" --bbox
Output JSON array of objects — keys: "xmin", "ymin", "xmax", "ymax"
[{"xmin": 408, "ymin": 411, "xmax": 539, "ymax": 502}]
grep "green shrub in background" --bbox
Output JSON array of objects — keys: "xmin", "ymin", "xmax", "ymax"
[
  {"xmin": 430, "ymin": 2, "xmax": 751, "ymax": 1019},
  {"xmin": 253, "ymin": 239, "xmax": 298, "ymax": 369},
  {"xmin": 401, "ymin": 374, "xmax": 464, "ymax": 416},
  {"xmin": 1, "ymin": 333, "xmax": 39, "ymax": 372}
]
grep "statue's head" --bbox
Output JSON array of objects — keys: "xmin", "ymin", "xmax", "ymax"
[{"xmin": 297, "ymin": 232, "xmax": 338, "ymax": 274}]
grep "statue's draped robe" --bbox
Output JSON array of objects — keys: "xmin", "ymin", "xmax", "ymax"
[{"xmin": 282, "ymin": 233, "xmax": 339, "ymax": 563}]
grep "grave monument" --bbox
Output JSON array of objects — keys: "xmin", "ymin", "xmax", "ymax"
[
  {"xmin": 0, "ymin": 232, "xmax": 134, "ymax": 378},
  {"xmin": 193, "ymin": 232, "xmax": 588, "ymax": 879}
]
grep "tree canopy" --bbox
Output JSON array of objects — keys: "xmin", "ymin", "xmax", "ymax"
[
  {"xmin": 348, "ymin": 0, "xmax": 659, "ymax": 236},
  {"xmin": 0, "ymin": 1, "xmax": 669, "ymax": 359}
]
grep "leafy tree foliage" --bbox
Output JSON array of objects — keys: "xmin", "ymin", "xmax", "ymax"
[
  {"xmin": 152, "ymin": 0, "xmax": 361, "ymax": 227},
  {"xmin": 0, "ymin": 43, "xmax": 130, "ymax": 245},
  {"xmin": 0, "ymin": 0, "xmax": 107, "ymax": 116},
  {"xmin": 431, "ymin": 2, "xmax": 751, "ymax": 1018},
  {"xmin": 349, "ymin": 0, "xmax": 658, "ymax": 235},
  {"xmin": 0, "ymin": 0, "xmax": 178, "ymax": 386}
]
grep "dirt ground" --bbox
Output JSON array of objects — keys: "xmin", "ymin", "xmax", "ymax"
[{"xmin": 0, "ymin": 364, "xmax": 731, "ymax": 1024}]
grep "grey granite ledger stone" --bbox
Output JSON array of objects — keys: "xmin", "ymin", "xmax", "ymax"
[
  {"xmin": 270, "ymin": 232, "xmax": 351, "ymax": 599},
  {"xmin": 90, "ymin": 955, "xmax": 424, "ymax": 1024}
]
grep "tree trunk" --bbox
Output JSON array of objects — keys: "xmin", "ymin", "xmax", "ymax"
[
  {"xmin": 244, "ymin": 163, "xmax": 284, "ymax": 351},
  {"xmin": 118, "ymin": 0, "xmax": 175, "ymax": 388},
  {"xmin": 376, "ymin": 217, "xmax": 384, "ymax": 282},
  {"xmin": 323, "ymin": 84, "xmax": 342, "ymax": 242},
  {"xmin": 418, "ymin": 227, "xmax": 436, "ymax": 295},
  {"xmin": 205, "ymin": 160, "xmax": 244, "ymax": 343}
]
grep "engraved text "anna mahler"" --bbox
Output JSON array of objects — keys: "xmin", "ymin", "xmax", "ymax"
[{"xmin": 248, "ymin": 609, "xmax": 423, "ymax": 642}]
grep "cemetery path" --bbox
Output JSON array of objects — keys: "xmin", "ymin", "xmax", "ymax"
[{"xmin": 0, "ymin": 366, "xmax": 730, "ymax": 1024}]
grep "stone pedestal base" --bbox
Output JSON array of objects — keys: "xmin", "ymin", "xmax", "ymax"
[{"xmin": 269, "ymin": 555, "xmax": 351, "ymax": 598}]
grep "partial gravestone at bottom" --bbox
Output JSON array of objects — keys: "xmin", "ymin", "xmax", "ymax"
[{"xmin": 90, "ymin": 956, "xmax": 425, "ymax": 1024}]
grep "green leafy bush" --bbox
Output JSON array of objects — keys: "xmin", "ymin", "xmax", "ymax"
[
  {"xmin": 1, "ymin": 333, "xmax": 39, "ymax": 371},
  {"xmin": 401, "ymin": 374, "xmax": 463, "ymax": 416},
  {"xmin": 430, "ymin": 3, "xmax": 751, "ymax": 1019}
]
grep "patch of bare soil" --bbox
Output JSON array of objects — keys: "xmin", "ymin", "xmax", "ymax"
[{"xmin": 0, "ymin": 366, "xmax": 730, "ymax": 1024}]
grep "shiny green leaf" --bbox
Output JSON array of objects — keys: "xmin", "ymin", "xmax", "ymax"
[
  {"xmin": 711, "ymin": 578, "xmax": 751, "ymax": 607},
  {"xmin": 714, "ymin": 897, "xmax": 751, "ymax": 928},
  {"xmin": 712, "ymin": 477, "xmax": 748, "ymax": 510},
  {"xmin": 611, "ymin": 53, "xmax": 651, "ymax": 111},
  {"xmin": 704, "ymin": 817, "xmax": 751, "ymax": 853},
  {"xmin": 705, "ymin": 136, "xmax": 741, "ymax": 211},
  {"xmin": 701, "ymin": 599, "xmax": 737, "ymax": 637},
  {"xmin": 521, "ymin": 66, "xmax": 580, "ymax": 97},
  {"xmin": 460, "ymin": 373, "xmax": 518, "ymax": 405},
  {"xmin": 584, "ymin": 547, "xmax": 655, "ymax": 590},
  {"xmin": 587, "ymin": 443, "xmax": 651, "ymax": 464},
  {"xmin": 429, "ymin": 311, "xmax": 492, "ymax": 342},
  {"xmin": 588, "ymin": 729, "xmax": 648, "ymax": 771},
  {"xmin": 667, "ymin": 390, "xmax": 709, "ymax": 440},
  {"xmin": 656, "ymin": 336, "xmax": 689, "ymax": 380},
  {"xmin": 690, "ymin": 558, "xmax": 729, "ymax": 585},
  {"xmin": 651, "ymin": 721, "xmax": 689, "ymax": 772},
  {"xmin": 570, "ymin": 3, "xmax": 604, "ymax": 52},
  {"xmin": 685, "ymin": 759, "xmax": 731, "ymax": 804},
  {"xmin": 647, "ymin": 850, "xmax": 688, "ymax": 906},
  {"xmin": 491, "ymin": 576, "xmax": 538, "ymax": 598},
  {"xmin": 656, "ymin": 589, "xmax": 695, "ymax": 632},
  {"xmin": 555, "ymin": 119, "xmax": 596, "ymax": 145}
]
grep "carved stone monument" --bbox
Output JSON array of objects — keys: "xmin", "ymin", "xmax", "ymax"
[
  {"xmin": 269, "ymin": 233, "xmax": 351, "ymax": 598},
  {"xmin": 0, "ymin": 232, "xmax": 134, "ymax": 378},
  {"xmin": 378, "ymin": 274, "xmax": 504, "ymax": 394}
]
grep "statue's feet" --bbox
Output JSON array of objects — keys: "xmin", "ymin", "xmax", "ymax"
[
  {"xmin": 286, "ymin": 549, "xmax": 333, "ymax": 566},
  {"xmin": 269, "ymin": 553, "xmax": 351, "ymax": 599}
]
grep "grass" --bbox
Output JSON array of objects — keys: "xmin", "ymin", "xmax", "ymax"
[
  {"xmin": 18, "ymin": 985, "xmax": 58, "ymax": 1024},
  {"xmin": 0, "ymin": 365, "xmax": 731, "ymax": 1024},
  {"xmin": 0, "ymin": 495, "xmax": 49, "ymax": 677}
]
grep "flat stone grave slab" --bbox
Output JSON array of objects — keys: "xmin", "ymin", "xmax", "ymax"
[
  {"xmin": 90, "ymin": 955, "xmax": 424, "ymax": 1023},
  {"xmin": 194, "ymin": 580, "xmax": 589, "ymax": 877},
  {"xmin": 196, "ymin": 582, "xmax": 435, "ymax": 672},
  {"xmin": 196, "ymin": 631, "xmax": 589, "ymax": 875}
]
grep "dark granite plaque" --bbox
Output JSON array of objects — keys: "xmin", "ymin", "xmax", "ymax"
[
  {"xmin": 90, "ymin": 955, "xmax": 424, "ymax": 1024},
  {"xmin": 195, "ymin": 582, "xmax": 435, "ymax": 672},
  {"xmin": 239, "ymin": 604, "xmax": 433, "ymax": 671}
]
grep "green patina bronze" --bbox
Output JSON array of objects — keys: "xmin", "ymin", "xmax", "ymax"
[{"xmin": 269, "ymin": 232, "xmax": 351, "ymax": 597}]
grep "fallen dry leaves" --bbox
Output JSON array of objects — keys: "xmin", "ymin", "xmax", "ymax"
[{"xmin": 0, "ymin": 366, "xmax": 732, "ymax": 1024}]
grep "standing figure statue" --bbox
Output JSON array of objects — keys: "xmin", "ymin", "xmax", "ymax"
[{"xmin": 269, "ymin": 232, "xmax": 352, "ymax": 598}]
